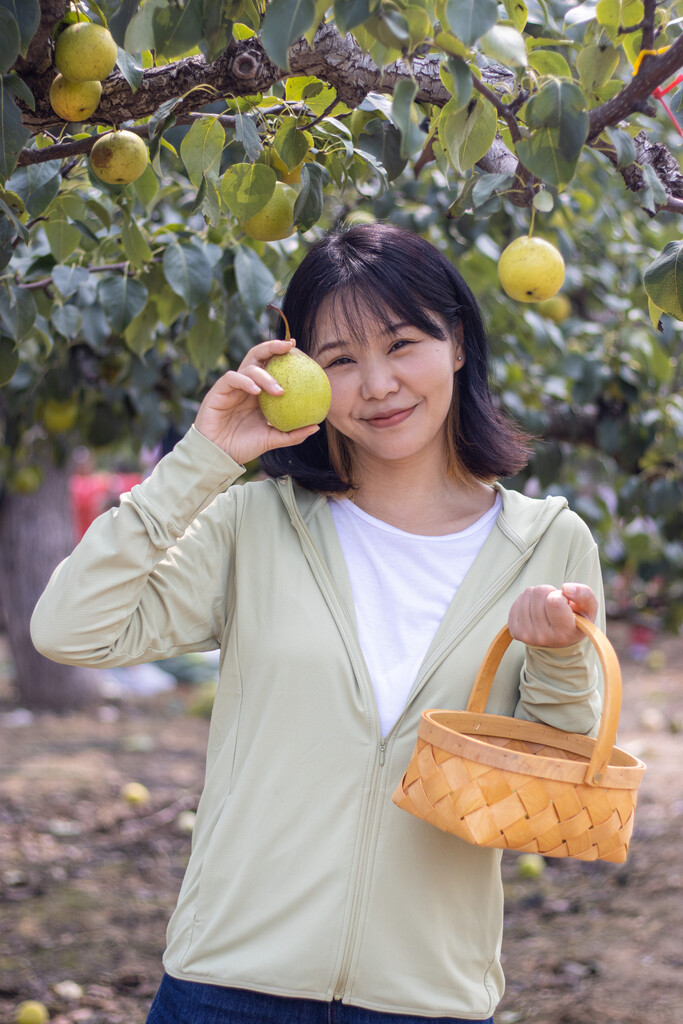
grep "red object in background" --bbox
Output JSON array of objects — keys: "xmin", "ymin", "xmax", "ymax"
[{"xmin": 69, "ymin": 472, "xmax": 142, "ymax": 540}]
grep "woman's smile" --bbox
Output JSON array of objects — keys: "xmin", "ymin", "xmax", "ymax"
[{"xmin": 362, "ymin": 404, "xmax": 417, "ymax": 428}]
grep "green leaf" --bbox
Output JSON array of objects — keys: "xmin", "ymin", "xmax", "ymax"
[
  {"xmin": 606, "ymin": 126, "xmax": 636, "ymax": 168},
  {"xmin": 3, "ymin": 71, "xmax": 34, "ymax": 111},
  {"xmin": 356, "ymin": 119, "xmax": 406, "ymax": 182},
  {"xmin": 647, "ymin": 296, "xmax": 663, "ymax": 333},
  {"xmin": 234, "ymin": 111, "xmax": 263, "ymax": 162},
  {"xmin": 471, "ymin": 172, "xmax": 513, "ymax": 207},
  {"xmin": 0, "ymin": 79, "xmax": 29, "ymax": 182},
  {"xmin": 199, "ymin": 2, "xmax": 232, "ymax": 61},
  {"xmin": 52, "ymin": 264, "xmax": 90, "ymax": 299},
  {"xmin": 439, "ymin": 94, "xmax": 497, "ymax": 174},
  {"xmin": 391, "ymin": 78, "xmax": 425, "ymax": 158},
  {"xmin": 533, "ymin": 189, "xmax": 554, "ymax": 212},
  {"xmin": 0, "ymin": 282, "xmax": 35, "ymax": 339},
  {"xmin": 187, "ymin": 305, "xmax": 226, "ymax": 376},
  {"xmin": 479, "ymin": 25, "xmax": 527, "ymax": 67},
  {"xmin": 596, "ymin": 0, "xmax": 643, "ymax": 39},
  {"xmin": 445, "ymin": 0, "xmax": 498, "ymax": 47},
  {"xmin": 98, "ymin": 274, "xmax": 149, "ymax": 333},
  {"xmin": 0, "ymin": 334, "xmax": 18, "ymax": 385},
  {"xmin": 0, "ymin": 9, "xmax": 21, "ymax": 74},
  {"xmin": 643, "ymin": 241, "xmax": 683, "ymax": 321},
  {"xmin": 121, "ymin": 211, "xmax": 153, "ymax": 269},
  {"xmin": 523, "ymin": 80, "xmax": 589, "ymax": 162},
  {"xmin": 503, "ymin": 0, "xmax": 528, "ymax": 31},
  {"xmin": 293, "ymin": 161, "xmax": 328, "ymax": 231},
  {"xmin": 286, "ymin": 75, "xmax": 340, "ymax": 116},
  {"xmin": 234, "ymin": 246, "xmax": 276, "ymax": 315},
  {"xmin": 7, "ymin": 159, "xmax": 60, "ymax": 216},
  {"xmin": 527, "ymin": 50, "xmax": 572, "ymax": 78},
  {"xmin": 180, "ymin": 116, "xmax": 226, "ymax": 187},
  {"xmin": 152, "ymin": 0, "xmax": 203, "ymax": 57},
  {"xmin": 334, "ymin": 0, "xmax": 372, "ymax": 35},
  {"xmin": 124, "ymin": 0, "xmax": 165, "ymax": 51},
  {"xmin": 221, "ymin": 162, "xmax": 276, "ymax": 221},
  {"xmin": 261, "ymin": 0, "xmax": 316, "ymax": 70},
  {"xmin": 51, "ymin": 303, "xmax": 82, "ymax": 339},
  {"xmin": 577, "ymin": 43, "xmax": 619, "ymax": 94},
  {"xmin": 109, "ymin": 0, "xmax": 142, "ymax": 46},
  {"xmin": 132, "ymin": 162, "xmax": 159, "ymax": 207},
  {"xmin": 273, "ymin": 119, "xmax": 309, "ymax": 170},
  {"xmin": 441, "ymin": 56, "xmax": 473, "ymax": 111},
  {"xmin": 123, "ymin": 300, "xmax": 158, "ymax": 357},
  {"xmin": 163, "ymin": 240, "xmax": 213, "ymax": 308},
  {"xmin": 639, "ymin": 163, "xmax": 667, "ymax": 213},
  {"xmin": 43, "ymin": 218, "xmax": 81, "ymax": 262},
  {"xmin": 194, "ymin": 174, "xmax": 222, "ymax": 226},
  {"xmin": 0, "ymin": 0, "xmax": 39, "ymax": 56},
  {"xmin": 116, "ymin": 47, "xmax": 144, "ymax": 92},
  {"xmin": 516, "ymin": 127, "xmax": 580, "ymax": 188}
]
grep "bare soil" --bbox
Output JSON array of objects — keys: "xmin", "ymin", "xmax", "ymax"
[{"xmin": 1, "ymin": 620, "xmax": 682, "ymax": 1024}]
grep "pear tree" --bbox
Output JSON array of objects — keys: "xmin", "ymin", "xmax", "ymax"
[{"xmin": 1, "ymin": 0, "xmax": 683, "ymax": 707}]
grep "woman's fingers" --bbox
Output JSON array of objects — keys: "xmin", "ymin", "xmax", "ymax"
[
  {"xmin": 508, "ymin": 584, "xmax": 598, "ymax": 647},
  {"xmin": 239, "ymin": 337, "xmax": 295, "ymax": 370}
]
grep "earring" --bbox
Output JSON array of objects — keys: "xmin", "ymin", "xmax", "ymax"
[{"xmin": 457, "ymin": 356, "xmax": 463, "ymax": 361}]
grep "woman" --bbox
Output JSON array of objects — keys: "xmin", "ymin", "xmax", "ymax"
[{"xmin": 31, "ymin": 224, "xmax": 603, "ymax": 1023}]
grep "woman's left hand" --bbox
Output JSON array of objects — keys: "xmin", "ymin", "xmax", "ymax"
[{"xmin": 508, "ymin": 583, "xmax": 598, "ymax": 648}]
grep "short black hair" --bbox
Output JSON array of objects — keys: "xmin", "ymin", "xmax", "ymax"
[{"xmin": 259, "ymin": 223, "xmax": 530, "ymax": 491}]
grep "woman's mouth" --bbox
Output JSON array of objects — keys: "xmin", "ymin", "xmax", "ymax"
[{"xmin": 364, "ymin": 406, "xmax": 415, "ymax": 428}]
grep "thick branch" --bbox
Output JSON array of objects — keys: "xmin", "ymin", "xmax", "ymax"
[{"xmin": 588, "ymin": 35, "xmax": 683, "ymax": 140}]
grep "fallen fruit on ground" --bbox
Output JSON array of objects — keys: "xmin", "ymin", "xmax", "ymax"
[
  {"xmin": 54, "ymin": 22, "xmax": 118, "ymax": 82},
  {"xmin": 49, "ymin": 75, "xmax": 102, "ymax": 122},
  {"xmin": 497, "ymin": 236, "xmax": 565, "ymax": 303},
  {"xmin": 15, "ymin": 1001, "xmax": 49, "ymax": 1024},
  {"xmin": 241, "ymin": 182, "xmax": 297, "ymax": 241},
  {"xmin": 120, "ymin": 782, "xmax": 151, "ymax": 805},
  {"xmin": 90, "ymin": 131, "xmax": 149, "ymax": 185},
  {"xmin": 516, "ymin": 852, "xmax": 546, "ymax": 879},
  {"xmin": 259, "ymin": 349, "xmax": 332, "ymax": 432}
]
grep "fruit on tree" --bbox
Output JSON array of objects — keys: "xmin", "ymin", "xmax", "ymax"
[
  {"xmin": 90, "ymin": 131, "xmax": 149, "ymax": 185},
  {"xmin": 49, "ymin": 75, "xmax": 101, "ymax": 122},
  {"xmin": 42, "ymin": 398, "xmax": 79, "ymax": 434},
  {"xmin": 54, "ymin": 22, "xmax": 118, "ymax": 83},
  {"xmin": 120, "ymin": 781, "xmax": 151, "ymax": 805},
  {"xmin": 497, "ymin": 236, "xmax": 565, "ymax": 303},
  {"xmin": 537, "ymin": 294, "xmax": 572, "ymax": 322},
  {"xmin": 9, "ymin": 467, "xmax": 42, "ymax": 494},
  {"xmin": 241, "ymin": 182, "xmax": 297, "ymax": 241},
  {"xmin": 269, "ymin": 131, "xmax": 313, "ymax": 184},
  {"xmin": 15, "ymin": 1001, "xmax": 49, "ymax": 1024},
  {"xmin": 516, "ymin": 853, "xmax": 546, "ymax": 879},
  {"xmin": 259, "ymin": 348, "xmax": 332, "ymax": 432}
]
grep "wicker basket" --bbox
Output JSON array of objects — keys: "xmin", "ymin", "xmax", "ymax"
[{"xmin": 393, "ymin": 616, "xmax": 645, "ymax": 862}]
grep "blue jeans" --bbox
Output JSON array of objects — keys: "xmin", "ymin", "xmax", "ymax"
[{"xmin": 146, "ymin": 974, "xmax": 494, "ymax": 1023}]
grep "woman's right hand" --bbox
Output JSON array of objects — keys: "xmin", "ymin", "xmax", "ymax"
[{"xmin": 194, "ymin": 338, "xmax": 320, "ymax": 465}]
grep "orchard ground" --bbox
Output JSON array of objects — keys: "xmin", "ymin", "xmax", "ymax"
[{"xmin": 0, "ymin": 621, "xmax": 681, "ymax": 1024}]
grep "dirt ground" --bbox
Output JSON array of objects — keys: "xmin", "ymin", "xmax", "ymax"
[{"xmin": 1, "ymin": 620, "xmax": 682, "ymax": 1024}]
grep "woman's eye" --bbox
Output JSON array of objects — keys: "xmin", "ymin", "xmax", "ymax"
[
  {"xmin": 390, "ymin": 339, "xmax": 414, "ymax": 352},
  {"xmin": 327, "ymin": 355, "xmax": 353, "ymax": 367}
]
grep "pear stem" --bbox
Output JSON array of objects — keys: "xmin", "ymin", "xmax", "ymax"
[
  {"xmin": 267, "ymin": 304, "xmax": 291, "ymax": 342},
  {"xmin": 528, "ymin": 205, "xmax": 536, "ymax": 238}
]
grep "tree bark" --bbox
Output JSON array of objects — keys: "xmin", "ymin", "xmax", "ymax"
[{"xmin": 0, "ymin": 458, "xmax": 104, "ymax": 709}]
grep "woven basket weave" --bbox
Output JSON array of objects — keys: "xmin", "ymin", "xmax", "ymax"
[{"xmin": 393, "ymin": 616, "xmax": 645, "ymax": 863}]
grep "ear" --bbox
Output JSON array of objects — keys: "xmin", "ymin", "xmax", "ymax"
[{"xmin": 453, "ymin": 322, "xmax": 465, "ymax": 370}]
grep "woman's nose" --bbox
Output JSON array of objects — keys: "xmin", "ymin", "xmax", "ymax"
[{"xmin": 360, "ymin": 357, "xmax": 399, "ymax": 400}]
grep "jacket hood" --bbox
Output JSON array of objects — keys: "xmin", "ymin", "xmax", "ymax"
[{"xmin": 273, "ymin": 475, "xmax": 569, "ymax": 555}]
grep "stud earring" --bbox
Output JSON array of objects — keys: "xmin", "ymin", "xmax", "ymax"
[{"xmin": 457, "ymin": 356, "xmax": 463, "ymax": 361}]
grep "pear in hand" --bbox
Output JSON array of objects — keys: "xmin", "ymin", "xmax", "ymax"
[{"xmin": 259, "ymin": 308, "xmax": 331, "ymax": 432}]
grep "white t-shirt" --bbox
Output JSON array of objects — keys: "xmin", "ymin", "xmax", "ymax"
[{"xmin": 329, "ymin": 493, "xmax": 502, "ymax": 736}]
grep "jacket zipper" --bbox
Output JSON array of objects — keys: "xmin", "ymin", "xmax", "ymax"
[{"xmin": 278, "ymin": 482, "xmax": 541, "ymax": 1002}]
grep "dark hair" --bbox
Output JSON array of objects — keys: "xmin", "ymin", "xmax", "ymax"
[{"xmin": 260, "ymin": 223, "xmax": 530, "ymax": 491}]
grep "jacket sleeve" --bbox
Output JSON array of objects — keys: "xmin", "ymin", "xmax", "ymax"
[
  {"xmin": 514, "ymin": 518, "xmax": 605, "ymax": 736},
  {"xmin": 30, "ymin": 426, "xmax": 246, "ymax": 668}
]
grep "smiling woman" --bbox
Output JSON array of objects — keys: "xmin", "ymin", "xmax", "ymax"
[
  {"xmin": 259, "ymin": 224, "xmax": 531, "ymax": 495},
  {"xmin": 32, "ymin": 222, "xmax": 606, "ymax": 1024}
]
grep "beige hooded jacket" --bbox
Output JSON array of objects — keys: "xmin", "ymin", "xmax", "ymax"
[{"xmin": 31, "ymin": 426, "xmax": 603, "ymax": 1020}]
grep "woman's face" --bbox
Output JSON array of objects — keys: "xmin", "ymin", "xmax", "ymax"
[{"xmin": 311, "ymin": 298, "xmax": 465, "ymax": 470}]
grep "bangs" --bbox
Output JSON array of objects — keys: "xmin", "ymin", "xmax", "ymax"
[{"xmin": 308, "ymin": 285, "xmax": 448, "ymax": 355}]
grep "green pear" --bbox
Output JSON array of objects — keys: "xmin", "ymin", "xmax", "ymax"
[
  {"xmin": 259, "ymin": 349, "xmax": 331, "ymax": 432},
  {"xmin": 90, "ymin": 130, "xmax": 149, "ymax": 185},
  {"xmin": 55, "ymin": 23, "xmax": 118, "ymax": 83}
]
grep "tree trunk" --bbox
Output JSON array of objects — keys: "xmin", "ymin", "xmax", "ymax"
[{"xmin": 0, "ymin": 458, "xmax": 104, "ymax": 709}]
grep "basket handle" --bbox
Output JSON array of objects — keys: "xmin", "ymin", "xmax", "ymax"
[{"xmin": 465, "ymin": 614, "xmax": 621, "ymax": 787}]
